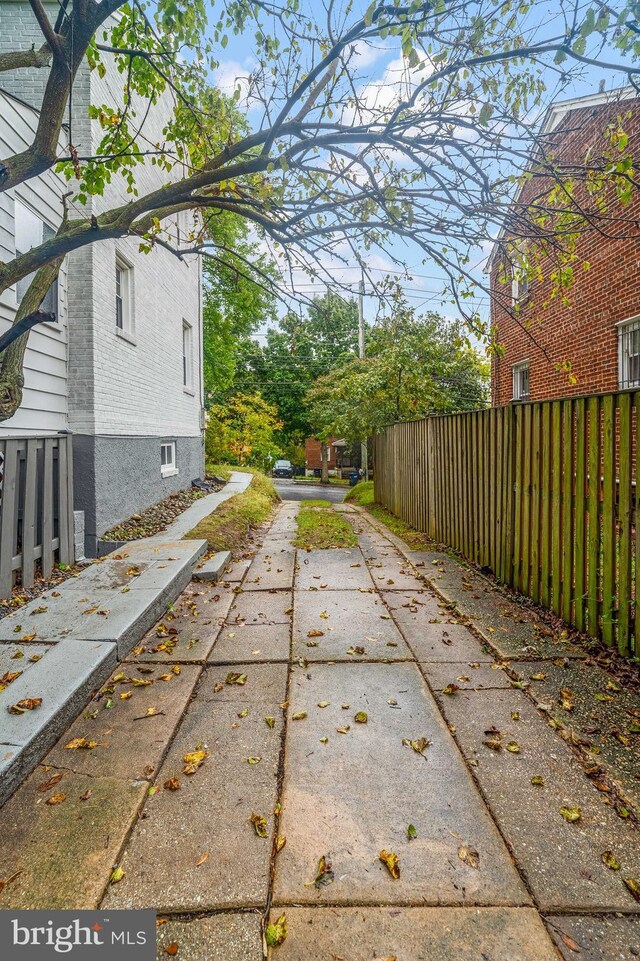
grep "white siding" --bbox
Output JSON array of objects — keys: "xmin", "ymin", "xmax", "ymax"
[
  {"xmin": 0, "ymin": 91, "xmax": 68, "ymax": 436},
  {"xmin": 80, "ymin": 49, "xmax": 203, "ymax": 438}
]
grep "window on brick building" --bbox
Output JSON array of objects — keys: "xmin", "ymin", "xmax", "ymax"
[
  {"xmin": 161, "ymin": 441, "xmax": 177, "ymax": 477},
  {"xmin": 619, "ymin": 317, "xmax": 640, "ymax": 390},
  {"xmin": 512, "ymin": 361, "xmax": 530, "ymax": 401},
  {"xmin": 15, "ymin": 198, "xmax": 59, "ymax": 324},
  {"xmin": 115, "ymin": 254, "xmax": 134, "ymax": 336},
  {"xmin": 511, "ymin": 264, "xmax": 529, "ymax": 306}
]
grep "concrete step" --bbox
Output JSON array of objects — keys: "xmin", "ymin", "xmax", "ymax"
[
  {"xmin": 0, "ymin": 536, "xmax": 206, "ymax": 806},
  {"xmin": 192, "ymin": 550, "xmax": 232, "ymax": 582}
]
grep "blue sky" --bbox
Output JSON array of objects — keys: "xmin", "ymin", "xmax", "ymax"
[{"xmin": 202, "ymin": 0, "xmax": 634, "ymax": 343}]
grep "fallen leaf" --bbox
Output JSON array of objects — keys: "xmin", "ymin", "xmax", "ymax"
[
  {"xmin": 560, "ymin": 806, "xmax": 582, "ymax": 823},
  {"xmin": 276, "ymin": 835, "xmax": 286, "ymax": 853},
  {"xmin": 505, "ymin": 741, "xmax": 521, "ymax": 753},
  {"xmin": 441, "ymin": 683, "xmax": 461, "ymax": 695},
  {"xmin": 379, "ymin": 849, "xmax": 400, "ymax": 879},
  {"xmin": 530, "ymin": 672, "xmax": 546, "ymax": 681},
  {"xmin": 560, "ymin": 933, "xmax": 581, "ymax": 953},
  {"xmin": 164, "ymin": 776, "xmax": 180, "ymax": 791},
  {"xmin": 624, "ymin": 878, "xmax": 640, "ymax": 902},
  {"xmin": 347, "ymin": 645, "xmax": 366, "ymax": 656},
  {"xmin": 164, "ymin": 942, "xmax": 179, "ymax": 956},
  {"xmin": 336, "ymin": 726, "xmax": 350, "ymax": 734},
  {"xmin": 308, "ymin": 630, "xmax": 324, "ymax": 638},
  {"xmin": 265, "ymin": 716, "xmax": 275, "ymax": 728},
  {"xmin": 8, "ymin": 697, "xmax": 42, "ymax": 714},
  {"xmin": 291, "ymin": 711, "xmax": 307, "ymax": 720},
  {"xmin": 306, "ymin": 854, "xmax": 334, "ymax": 888},
  {"xmin": 483, "ymin": 738, "xmax": 502, "ymax": 752},
  {"xmin": 238, "ymin": 708, "xmax": 248, "ymax": 718},
  {"xmin": 183, "ymin": 748, "xmax": 210, "ymax": 775},
  {"xmin": 65, "ymin": 737, "xmax": 97, "ymax": 750},
  {"xmin": 247, "ymin": 756, "xmax": 262, "ymax": 765},
  {"xmin": 37, "ymin": 773, "xmax": 65, "ymax": 792},
  {"xmin": 354, "ymin": 711, "xmax": 368, "ymax": 723},
  {"xmin": 602, "ymin": 850, "xmax": 621, "ymax": 870},
  {"xmin": 407, "ymin": 824, "xmax": 417, "ymax": 841},
  {"xmin": 45, "ymin": 792, "xmax": 66, "ymax": 806},
  {"xmin": 531, "ymin": 775, "xmax": 545, "ymax": 786},
  {"xmin": 402, "ymin": 737, "xmax": 430, "ymax": 755},
  {"xmin": 0, "ymin": 671, "xmax": 22, "ymax": 686},
  {"xmin": 320, "ymin": 736, "xmax": 329, "ymax": 744},
  {"xmin": 110, "ymin": 867, "xmax": 125, "ymax": 884},
  {"xmin": 458, "ymin": 844, "xmax": 480, "ymax": 869},
  {"xmin": 265, "ymin": 913, "xmax": 287, "ymax": 947},
  {"xmin": 80, "ymin": 788, "xmax": 92, "ymax": 801},
  {"xmin": 225, "ymin": 672, "xmax": 247, "ymax": 685},
  {"xmin": 250, "ymin": 813, "xmax": 268, "ymax": 838}
]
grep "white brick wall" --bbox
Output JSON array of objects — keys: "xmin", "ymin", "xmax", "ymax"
[{"xmin": 0, "ymin": 3, "xmax": 204, "ymax": 440}]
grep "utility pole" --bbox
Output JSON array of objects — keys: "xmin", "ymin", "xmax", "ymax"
[{"xmin": 359, "ymin": 274, "xmax": 368, "ymax": 481}]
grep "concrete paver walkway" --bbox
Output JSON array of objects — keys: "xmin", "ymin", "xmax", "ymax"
[{"xmin": 0, "ymin": 500, "xmax": 638, "ymax": 960}]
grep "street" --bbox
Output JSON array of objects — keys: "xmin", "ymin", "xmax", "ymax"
[{"xmin": 272, "ymin": 478, "xmax": 347, "ymax": 503}]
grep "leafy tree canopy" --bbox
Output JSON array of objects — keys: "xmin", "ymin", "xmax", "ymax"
[
  {"xmin": 308, "ymin": 310, "xmax": 489, "ymax": 442},
  {"xmin": 205, "ymin": 391, "xmax": 283, "ymax": 467}
]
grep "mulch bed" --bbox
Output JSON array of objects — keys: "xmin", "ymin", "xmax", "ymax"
[{"xmin": 101, "ymin": 478, "xmax": 226, "ymax": 543}]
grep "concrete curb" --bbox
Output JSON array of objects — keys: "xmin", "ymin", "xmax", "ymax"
[{"xmin": 0, "ymin": 473, "xmax": 252, "ymax": 807}]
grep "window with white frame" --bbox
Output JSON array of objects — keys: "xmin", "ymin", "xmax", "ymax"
[
  {"xmin": 182, "ymin": 320, "xmax": 193, "ymax": 390},
  {"xmin": 115, "ymin": 255, "xmax": 133, "ymax": 335},
  {"xmin": 619, "ymin": 317, "xmax": 640, "ymax": 390},
  {"xmin": 511, "ymin": 263, "xmax": 529, "ymax": 306},
  {"xmin": 512, "ymin": 361, "xmax": 530, "ymax": 401},
  {"xmin": 14, "ymin": 198, "xmax": 59, "ymax": 322},
  {"xmin": 160, "ymin": 441, "xmax": 177, "ymax": 477}
]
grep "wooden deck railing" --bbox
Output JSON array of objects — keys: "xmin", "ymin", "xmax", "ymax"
[
  {"xmin": 0, "ymin": 434, "xmax": 75, "ymax": 596},
  {"xmin": 373, "ymin": 391, "xmax": 638, "ymax": 656}
]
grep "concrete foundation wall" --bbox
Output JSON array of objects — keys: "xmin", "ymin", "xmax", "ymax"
[{"xmin": 73, "ymin": 434, "xmax": 205, "ymax": 556}]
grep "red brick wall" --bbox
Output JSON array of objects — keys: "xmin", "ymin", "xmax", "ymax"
[
  {"xmin": 491, "ymin": 97, "xmax": 640, "ymax": 406},
  {"xmin": 304, "ymin": 436, "xmax": 340, "ymax": 469}
]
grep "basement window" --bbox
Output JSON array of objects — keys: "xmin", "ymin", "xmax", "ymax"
[
  {"xmin": 618, "ymin": 316, "xmax": 640, "ymax": 390},
  {"xmin": 512, "ymin": 361, "xmax": 530, "ymax": 401},
  {"xmin": 160, "ymin": 441, "xmax": 178, "ymax": 478}
]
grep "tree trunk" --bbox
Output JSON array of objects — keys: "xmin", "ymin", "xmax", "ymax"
[
  {"xmin": 0, "ymin": 256, "xmax": 63, "ymax": 421},
  {"xmin": 320, "ymin": 442, "xmax": 329, "ymax": 484}
]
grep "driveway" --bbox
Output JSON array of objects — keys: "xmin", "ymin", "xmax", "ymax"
[{"xmin": 273, "ymin": 478, "xmax": 347, "ymax": 503}]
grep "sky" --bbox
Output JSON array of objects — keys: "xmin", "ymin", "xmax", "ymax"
[{"xmin": 202, "ymin": 0, "xmax": 634, "ymax": 346}]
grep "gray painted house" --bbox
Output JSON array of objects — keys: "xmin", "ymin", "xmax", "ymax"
[{"xmin": 0, "ymin": 3, "xmax": 205, "ymax": 558}]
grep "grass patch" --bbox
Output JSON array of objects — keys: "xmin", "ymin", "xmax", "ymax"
[
  {"xmin": 344, "ymin": 480, "xmax": 374, "ymax": 506},
  {"xmin": 294, "ymin": 503, "xmax": 357, "ymax": 549},
  {"xmin": 295, "ymin": 476, "xmax": 350, "ymax": 487},
  {"xmin": 300, "ymin": 498, "xmax": 332, "ymax": 508},
  {"xmin": 366, "ymin": 503, "xmax": 433, "ymax": 551},
  {"xmin": 205, "ymin": 462, "xmax": 233, "ymax": 481},
  {"xmin": 186, "ymin": 472, "xmax": 279, "ymax": 555},
  {"xmin": 345, "ymin": 481, "xmax": 432, "ymax": 551}
]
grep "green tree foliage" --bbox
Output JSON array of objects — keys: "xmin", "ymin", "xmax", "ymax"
[
  {"xmin": 238, "ymin": 293, "xmax": 359, "ymax": 440},
  {"xmin": 308, "ymin": 312, "xmax": 489, "ymax": 442},
  {"xmin": 202, "ymin": 216, "xmax": 277, "ymax": 399},
  {"xmin": 205, "ymin": 392, "xmax": 283, "ymax": 467}
]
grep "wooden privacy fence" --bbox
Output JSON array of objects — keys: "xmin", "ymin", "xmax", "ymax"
[
  {"xmin": 373, "ymin": 391, "xmax": 639, "ymax": 657},
  {"xmin": 0, "ymin": 434, "xmax": 74, "ymax": 596}
]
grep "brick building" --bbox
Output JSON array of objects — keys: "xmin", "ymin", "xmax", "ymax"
[
  {"xmin": 304, "ymin": 436, "xmax": 361, "ymax": 476},
  {"xmin": 489, "ymin": 88, "xmax": 640, "ymax": 406}
]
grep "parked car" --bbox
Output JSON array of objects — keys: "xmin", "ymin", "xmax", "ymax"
[{"xmin": 273, "ymin": 459, "xmax": 294, "ymax": 478}]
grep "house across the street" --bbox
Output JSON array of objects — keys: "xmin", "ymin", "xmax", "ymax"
[
  {"xmin": 304, "ymin": 435, "xmax": 361, "ymax": 477},
  {"xmin": 0, "ymin": 2, "xmax": 204, "ymax": 566},
  {"xmin": 489, "ymin": 87, "xmax": 640, "ymax": 406}
]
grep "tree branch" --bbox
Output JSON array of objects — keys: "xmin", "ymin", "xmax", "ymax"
[{"xmin": 0, "ymin": 42, "xmax": 52, "ymax": 74}]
